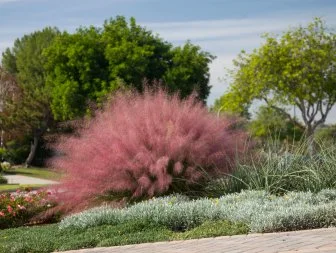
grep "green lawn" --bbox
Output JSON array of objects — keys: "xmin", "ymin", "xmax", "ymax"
[
  {"xmin": 5, "ymin": 167, "xmax": 62, "ymax": 181},
  {"xmin": 0, "ymin": 167, "xmax": 61, "ymax": 192},
  {"xmin": 0, "ymin": 220, "xmax": 248, "ymax": 253},
  {"xmin": 0, "ymin": 184, "xmax": 48, "ymax": 192}
]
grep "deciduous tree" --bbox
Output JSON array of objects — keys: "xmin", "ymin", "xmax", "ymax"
[
  {"xmin": 215, "ymin": 18, "xmax": 336, "ymax": 140},
  {"xmin": 45, "ymin": 16, "xmax": 214, "ymax": 120},
  {"xmin": 1, "ymin": 27, "xmax": 59, "ymax": 166},
  {"xmin": 0, "ymin": 67, "xmax": 21, "ymax": 148}
]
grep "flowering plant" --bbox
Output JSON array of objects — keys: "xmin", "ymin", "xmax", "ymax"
[
  {"xmin": 0, "ymin": 189, "xmax": 56, "ymax": 228},
  {"xmin": 51, "ymin": 88, "xmax": 247, "ymax": 212},
  {"xmin": 0, "ymin": 161, "xmax": 11, "ymax": 172}
]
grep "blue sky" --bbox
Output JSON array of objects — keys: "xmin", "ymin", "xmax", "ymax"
[{"xmin": 1, "ymin": 0, "xmax": 336, "ymax": 121}]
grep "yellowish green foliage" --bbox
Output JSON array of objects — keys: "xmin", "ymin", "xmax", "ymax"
[{"xmin": 215, "ymin": 18, "xmax": 336, "ymax": 137}]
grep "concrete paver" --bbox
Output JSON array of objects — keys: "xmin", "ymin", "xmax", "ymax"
[
  {"xmin": 3, "ymin": 174, "xmax": 59, "ymax": 185},
  {"xmin": 60, "ymin": 227, "xmax": 336, "ymax": 253}
]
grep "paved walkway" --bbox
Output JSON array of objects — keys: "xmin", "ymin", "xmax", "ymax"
[
  {"xmin": 61, "ymin": 227, "xmax": 336, "ymax": 253},
  {"xmin": 3, "ymin": 174, "xmax": 59, "ymax": 185}
]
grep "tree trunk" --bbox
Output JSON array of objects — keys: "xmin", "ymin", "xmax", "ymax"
[
  {"xmin": 25, "ymin": 133, "xmax": 40, "ymax": 167},
  {"xmin": 306, "ymin": 125, "xmax": 316, "ymax": 156},
  {"xmin": 0, "ymin": 130, "xmax": 4, "ymax": 148}
]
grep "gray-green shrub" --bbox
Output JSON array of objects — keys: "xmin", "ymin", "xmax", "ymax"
[{"xmin": 60, "ymin": 189, "xmax": 336, "ymax": 233}]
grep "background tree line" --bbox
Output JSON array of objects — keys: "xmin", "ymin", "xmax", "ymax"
[
  {"xmin": 1, "ymin": 17, "xmax": 335, "ymax": 166},
  {"xmin": 214, "ymin": 18, "xmax": 336, "ymax": 146},
  {"xmin": 0, "ymin": 16, "xmax": 214, "ymax": 166}
]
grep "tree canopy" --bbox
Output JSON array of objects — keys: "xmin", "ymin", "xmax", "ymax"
[
  {"xmin": 0, "ymin": 67, "xmax": 21, "ymax": 146},
  {"xmin": 1, "ymin": 16, "xmax": 215, "ymax": 165},
  {"xmin": 163, "ymin": 41, "xmax": 214, "ymax": 101},
  {"xmin": 249, "ymin": 105, "xmax": 304, "ymax": 142},
  {"xmin": 44, "ymin": 26, "xmax": 108, "ymax": 121},
  {"xmin": 214, "ymin": 18, "xmax": 336, "ymax": 138},
  {"xmin": 45, "ymin": 16, "xmax": 214, "ymax": 121},
  {"xmin": 1, "ymin": 27, "xmax": 60, "ymax": 165}
]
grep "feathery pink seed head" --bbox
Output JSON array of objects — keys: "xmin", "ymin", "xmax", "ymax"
[{"xmin": 51, "ymin": 88, "xmax": 247, "ymax": 212}]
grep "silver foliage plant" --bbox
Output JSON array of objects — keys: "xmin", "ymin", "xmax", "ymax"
[{"xmin": 59, "ymin": 189, "xmax": 336, "ymax": 233}]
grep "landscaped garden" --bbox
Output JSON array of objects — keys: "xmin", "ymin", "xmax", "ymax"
[
  {"xmin": 0, "ymin": 164, "xmax": 61, "ymax": 192},
  {"xmin": 1, "ymin": 188, "xmax": 336, "ymax": 252},
  {"xmin": 0, "ymin": 17, "xmax": 335, "ymax": 253},
  {"xmin": 1, "ymin": 88, "xmax": 336, "ymax": 253},
  {"xmin": 3, "ymin": 167, "xmax": 62, "ymax": 181}
]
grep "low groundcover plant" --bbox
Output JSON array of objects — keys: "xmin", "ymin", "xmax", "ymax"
[{"xmin": 60, "ymin": 189, "xmax": 336, "ymax": 233}]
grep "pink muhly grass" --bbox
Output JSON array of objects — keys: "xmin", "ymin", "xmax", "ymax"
[{"xmin": 50, "ymin": 88, "xmax": 247, "ymax": 210}]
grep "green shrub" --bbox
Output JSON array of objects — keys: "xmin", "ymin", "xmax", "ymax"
[
  {"xmin": 0, "ymin": 175, "xmax": 7, "ymax": 184},
  {"xmin": 315, "ymin": 124, "xmax": 336, "ymax": 144},
  {"xmin": 248, "ymin": 105, "xmax": 304, "ymax": 142},
  {"xmin": 0, "ymin": 140, "xmax": 30, "ymax": 165},
  {"xmin": 0, "ymin": 148, "xmax": 7, "ymax": 163},
  {"xmin": 0, "ymin": 161, "xmax": 12, "ymax": 173}
]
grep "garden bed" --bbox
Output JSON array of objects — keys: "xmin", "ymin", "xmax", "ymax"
[{"xmin": 1, "ymin": 189, "xmax": 336, "ymax": 253}]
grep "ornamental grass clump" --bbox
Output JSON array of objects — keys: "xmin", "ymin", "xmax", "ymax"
[
  {"xmin": 206, "ymin": 140, "xmax": 336, "ymax": 196},
  {"xmin": 51, "ymin": 88, "xmax": 246, "ymax": 210}
]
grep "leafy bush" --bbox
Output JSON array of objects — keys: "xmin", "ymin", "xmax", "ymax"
[
  {"xmin": 0, "ymin": 148, "xmax": 7, "ymax": 163},
  {"xmin": 0, "ymin": 175, "xmax": 7, "ymax": 184},
  {"xmin": 206, "ymin": 140, "xmax": 336, "ymax": 195},
  {"xmin": 315, "ymin": 124, "xmax": 336, "ymax": 144},
  {"xmin": 51, "ymin": 89, "xmax": 246, "ymax": 210},
  {"xmin": 0, "ymin": 161, "xmax": 12, "ymax": 172},
  {"xmin": 0, "ymin": 140, "xmax": 30, "ymax": 165},
  {"xmin": 59, "ymin": 189, "xmax": 336, "ymax": 233},
  {"xmin": 0, "ymin": 189, "xmax": 57, "ymax": 228},
  {"xmin": 248, "ymin": 105, "xmax": 304, "ymax": 142}
]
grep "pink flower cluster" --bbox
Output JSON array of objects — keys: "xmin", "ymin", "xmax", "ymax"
[
  {"xmin": 51, "ymin": 89, "xmax": 247, "ymax": 210},
  {"xmin": 0, "ymin": 189, "xmax": 55, "ymax": 228}
]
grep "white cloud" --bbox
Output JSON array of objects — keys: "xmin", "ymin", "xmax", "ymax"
[
  {"xmin": 142, "ymin": 10, "xmax": 336, "ymax": 123},
  {"xmin": 206, "ymin": 55, "xmax": 235, "ymax": 105},
  {"xmin": 141, "ymin": 8, "xmax": 336, "ymax": 110},
  {"xmin": 142, "ymin": 10, "xmax": 336, "ymax": 43},
  {"xmin": 0, "ymin": 0, "xmax": 20, "ymax": 4},
  {"xmin": 144, "ymin": 19, "xmax": 287, "ymax": 42},
  {"xmin": 0, "ymin": 0, "xmax": 49, "ymax": 3}
]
